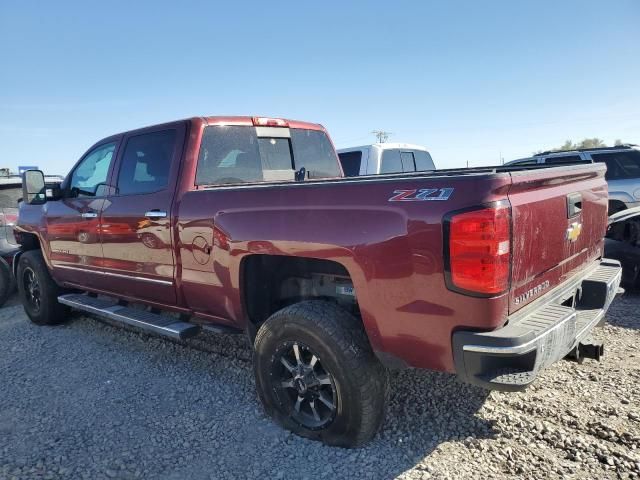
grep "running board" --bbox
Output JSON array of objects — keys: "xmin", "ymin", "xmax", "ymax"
[{"xmin": 58, "ymin": 293, "xmax": 200, "ymax": 340}]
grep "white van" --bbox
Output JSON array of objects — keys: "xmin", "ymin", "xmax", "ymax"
[{"xmin": 337, "ymin": 143, "xmax": 435, "ymax": 177}]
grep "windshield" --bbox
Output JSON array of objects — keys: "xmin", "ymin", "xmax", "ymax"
[{"xmin": 195, "ymin": 126, "xmax": 340, "ymax": 185}]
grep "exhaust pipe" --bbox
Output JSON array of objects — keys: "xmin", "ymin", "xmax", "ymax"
[{"xmin": 565, "ymin": 341, "xmax": 604, "ymax": 363}]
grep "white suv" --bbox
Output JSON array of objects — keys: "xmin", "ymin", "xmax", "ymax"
[
  {"xmin": 506, "ymin": 144, "xmax": 640, "ymax": 214},
  {"xmin": 337, "ymin": 143, "xmax": 435, "ymax": 177}
]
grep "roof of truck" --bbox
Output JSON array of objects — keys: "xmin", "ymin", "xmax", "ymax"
[
  {"xmin": 336, "ymin": 143, "xmax": 429, "ymax": 153},
  {"xmin": 202, "ymin": 116, "xmax": 325, "ymax": 131},
  {"xmin": 88, "ymin": 116, "xmax": 328, "ymax": 150}
]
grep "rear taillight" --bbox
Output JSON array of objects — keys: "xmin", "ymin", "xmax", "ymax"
[
  {"xmin": 252, "ymin": 116, "xmax": 289, "ymax": 127},
  {"xmin": 445, "ymin": 205, "xmax": 511, "ymax": 295}
]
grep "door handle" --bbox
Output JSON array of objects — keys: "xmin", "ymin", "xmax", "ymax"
[
  {"xmin": 81, "ymin": 212, "xmax": 98, "ymax": 219},
  {"xmin": 145, "ymin": 210, "xmax": 168, "ymax": 219}
]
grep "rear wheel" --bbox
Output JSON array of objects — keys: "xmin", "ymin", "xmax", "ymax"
[
  {"xmin": 253, "ymin": 300, "xmax": 388, "ymax": 447},
  {"xmin": 17, "ymin": 250, "xmax": 70, "ymax": 325}
]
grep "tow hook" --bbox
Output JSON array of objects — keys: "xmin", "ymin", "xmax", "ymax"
[{"xmin": 565, "ymin": 340, "xmax": 604, "ymax": 363}]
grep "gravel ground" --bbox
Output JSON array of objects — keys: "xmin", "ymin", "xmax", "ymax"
[{"xmin": 0, "ymin": 292, "xmax": 638, "ymax": 480}]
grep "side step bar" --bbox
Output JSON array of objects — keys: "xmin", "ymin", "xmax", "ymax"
[{"xmin": 58, "ymin": 293, "xmax": 200, "ymax": 340}]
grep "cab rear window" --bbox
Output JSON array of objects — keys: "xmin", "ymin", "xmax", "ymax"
[{"xmin": 195, "ymin": 126, "xmax": 340, "ymax": 185}]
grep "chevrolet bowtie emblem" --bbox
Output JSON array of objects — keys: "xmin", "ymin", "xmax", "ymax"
[{"xmin": 566, "ymin": 222, "xmax": 582, "ymax": 242}]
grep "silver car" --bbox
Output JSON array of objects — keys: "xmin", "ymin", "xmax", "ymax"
[
  {"xmin": 0, "ymin": 175, "xmax": 64, "ymax": 251},
  {"xmin": 506, "ymin": 144, "xmax": 640, "ymax": 214}
]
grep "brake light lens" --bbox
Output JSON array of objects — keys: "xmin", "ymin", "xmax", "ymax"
[
  {"xmin": 252, "ymin": 117, "xmax": 289, "ymax": 127},
  {"xmin": 447, "ymin": 206, "xmax": 511, "ymax": 295}
]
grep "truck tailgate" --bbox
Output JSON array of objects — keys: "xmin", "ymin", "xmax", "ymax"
[{"xmin": 507, "ymin": 164, "xmax": 609, "ymax": 314}]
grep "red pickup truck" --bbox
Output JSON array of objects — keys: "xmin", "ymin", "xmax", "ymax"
[{"xmin": 15, "ymin": 116, "xmax": 622, "ymax": 447}]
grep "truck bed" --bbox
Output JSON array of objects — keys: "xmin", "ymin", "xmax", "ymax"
[{"xmin": 181, "ymin": 161, "xmax": 608, "ymax": 371}]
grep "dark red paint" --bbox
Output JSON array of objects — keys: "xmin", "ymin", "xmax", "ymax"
[{"xmin": 16, "ymin": 116, "xmax": 609, "ymax": 373}]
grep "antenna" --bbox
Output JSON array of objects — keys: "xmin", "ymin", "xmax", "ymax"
[{"xmin": 372, "ymin": 130, "xmax": 391, "ymax": 143}]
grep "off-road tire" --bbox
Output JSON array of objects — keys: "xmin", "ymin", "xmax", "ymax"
[
  {"xmin": 17, "ymin": 250, "xmax": 70, "ymax": 325},
  {"xmin": 253, "ymin": 300, "xmax": 388, "ymax": 447}
]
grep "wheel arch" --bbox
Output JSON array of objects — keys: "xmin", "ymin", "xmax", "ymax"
[
  {"xmin": 239, "ymin": 254, "xmax": 381, "ymax": 349},
  {"xmin": 12, "ymin": 232, "xmax": 42, "ymax": 279}
]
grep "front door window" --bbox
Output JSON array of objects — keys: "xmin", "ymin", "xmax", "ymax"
[{"xmin": 69, "ymin": 142, "xmax": 116, "ymax": 197}]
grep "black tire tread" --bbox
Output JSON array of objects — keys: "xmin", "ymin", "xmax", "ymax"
[
  {"xmin": 254, "ymin": 300, "xmax": 388, "ymax": 447},
  {"xmin": 17, "ymin": 250, "xmax": 69, "ymax": 325}
]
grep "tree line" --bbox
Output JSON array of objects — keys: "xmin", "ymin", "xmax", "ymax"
[{"xmin": 537, "ymin": 138, "xmax": 627, "ymax": 153}]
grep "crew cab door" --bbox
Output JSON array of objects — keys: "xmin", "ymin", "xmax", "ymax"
[
  {"xmin": 46, "ymin": 140, "xmax": 119, "ymax": 289},
  {"xmin": 99, "ymin": 124, "xmax": 185, "ymax": 305}
]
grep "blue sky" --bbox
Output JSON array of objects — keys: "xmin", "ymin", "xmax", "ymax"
[{"xmin": 1, "ymin": 0, "xmax": 638, "ymax": 174}]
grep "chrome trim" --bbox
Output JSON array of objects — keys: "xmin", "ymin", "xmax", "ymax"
[
  {"xmin": 463, "ymin": 264, "xmax": 621, "ymax": 356},
  {"xmin": 102, "ymin": 270, "xmax": 173, "ymax": 285},
  {"xmin": 58, "ymin": 294, "xmax": 198, "ymax": 340},
  {"xmin": 55, "ymin": 264, "xmax": 102, "ymax": 273},
  {"xmin": 462, "ymin": 312, "xmax": 576, "ymax": 355},
  {"xmin": 55, "ymin": 264, "xmax": 173, "ymax": 285},
  {"xmin": 145, "ymin": 210, "xmax": 167, "ymax": 219},
  {"xmin": 575, "ymin": 310, "xmax": 606, "ymax": 340}
]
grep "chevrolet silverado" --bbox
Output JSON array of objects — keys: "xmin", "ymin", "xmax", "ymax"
[{"xmin": 15, "ymin": 116, "xmax": 622, "ymax": 446}]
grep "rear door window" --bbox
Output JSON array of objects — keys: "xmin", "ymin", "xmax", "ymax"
[
  {"xmin": 117, "ymin": 130, "xmax": 177, "ymax": 195},
  {"xmin": 414, "ymin": 151, "xmax": 435, "ymax": 171},
  {"xmin": 400, "ymin": 152, "xmax": 416, "ymax": 172},
  {"xmin": 592, "ymin": 151, "xmax": 640, "ymax": 180},
  {"xmin": 338, "ymin": 151, "xmax": 362, "ymax": 177},
  {"xmin": 380, "ymin": 149, "xmax": 403, "ymax": 174}
]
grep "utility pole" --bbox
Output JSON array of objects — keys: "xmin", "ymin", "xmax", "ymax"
[{"xmin": 372, "ymin": 130, "xmax": 391, "ymax": 143}]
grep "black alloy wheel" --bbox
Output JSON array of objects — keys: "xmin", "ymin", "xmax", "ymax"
[
  {"xmin": 22, "ymin": 267, "xmax": 41, "ymax": 312},
  {"xmin": 272, "ymin": 341, "xmax": 337, "ymax": 430}
]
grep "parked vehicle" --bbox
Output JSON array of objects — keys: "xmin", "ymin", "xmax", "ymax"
[
  {"xmin": 15, "ymin": 116, "xmax": 621, "ymax": 447},
  {"xmin": 605, "ymin": 206, "xmax": 640, "ymax": 288},
  {"xmin": 337, "ymin": 143, "xmax": 434, "ymax": 177},
  {"xmin": 506, "ymin": 144, "xmax": 640, "ymax": 214},
  {"xmin": 0, "ymin": 175, "xmax": 63, "ymax": 306}
]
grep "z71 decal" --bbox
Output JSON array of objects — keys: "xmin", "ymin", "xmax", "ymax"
[{"xmin": 388, "ymin": 188, "xmax": 454, "ymax": 202}]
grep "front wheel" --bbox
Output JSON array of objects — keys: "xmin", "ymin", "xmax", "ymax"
[
  {"xmin": 17, "ymin": 250, "xmax": 70, "ymax": 325},
  {"xmin": 253, "ymin": 301, "xmax": 388, "ymax": 447}
]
